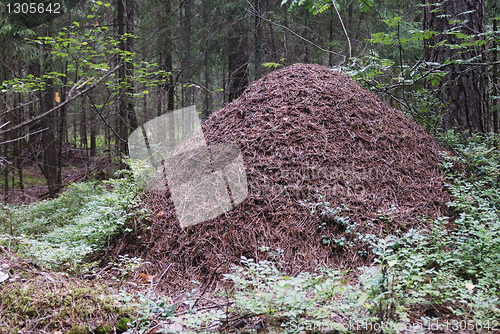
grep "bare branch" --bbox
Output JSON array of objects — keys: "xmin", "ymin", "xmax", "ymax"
[
  {"xmin": 85, "ymin": 90, "xmax": 127, "ymax": 143},
  {"xmin": 0, "ymin": 63, "xmax": 122, "ymax": 136},
  {"xmin": 244, "ymin": 0, "xmax": 346, "ymax": 62},
  {"xmin": 0, "ymin": 127, "xmax": 48, "ymax": 146},
  {"xmin": 0, "ymin": 98, "xmax": 40, "ymax": 119},
  {"xmin": 332, "ymin": 0, "xmax": 352, "ymax": 61}
]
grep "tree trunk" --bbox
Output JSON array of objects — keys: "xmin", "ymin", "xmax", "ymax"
[
  {"xmin": 254, "ymin": 0, "xmax": 262, "ymax": 79},
  {"xmin": 126, "ymin": 0, "xmax": 138, "ymax": 133},
  {"xmin": 73, "ymin": 110, "xmax": 78, "ymax": 144},
  {"xmin": 284, "ymin": 9, "xmax": 294, "ymax": 65},
  {"xmin": 328, "ymin": 6, "xmax": 334, "ymax": 67},
  {"xmin": 222, "ymin": 69, "xmax": 226, "ymax": 103},
  {"xmin": 105, "ymin": 117, "xmax": 110, "ymax": 148},
  {"xmin": 117, "ymin": 0, "xmax": 128, "ymax": 156},
  {"xmin": 41, "ymin": 79, "xmax": 58, "ymax": 197},
  {"xmin": 493, "ymin": 19, "xmax": 499, "ymax": 134},
  {"xmin": 202, "ymin": 49, "xmax": 212, "ymax": 121},
  {"xmin": 422, "ymin": 0, "xmax": 490, "ymax": 133},
  {"xmin": 228, "ymin": 20, "xmax": 249, "ymax": 102},
  {"xmin": 57, "ymin": 64, "xmax": 67, "ymax": 185},
  {"xmin": 3, "ymin": 140, "xmax": 8, "ymax": 200},
  {"xmin": 90, "ymin": 109, "xmax": 97, "ymax": 157},
  {"xmin": 40, "ymin": 23, "xmax": 58, "ymax": 198},
  {"xmin": 269, "ymin": 20, "xmax": 277, "ymax": 63},
  {"xmin": 15, "ymin": 94, "xmax": 24, "ymax": 195},
  {"xmin": 165, "ymin": 55, "xmax": 175, "ymax": 113},
  {"xmin": 202, "ymin": 0, "xmax": 212, "ymax": 121},
  {"xmin": 1, "ymin": 66, "xmax": 8, "ymax": 201},
  {"xmin": 28, "ymin": 61, "xmax": 41, "ymax": 146},
  {"xmin": 80, "ymin": 102, "xmax": 87, "ymax": 152},
  {"xmin": 16, "ymin": 138, "xmax": 24, "ymax": 194},
  {"xmin": 182, "ymin": 0, "xmax": 192, "ymax": 107},
  {"xmin": 162, "ymin": 0, "xmax": 175, "ymax": 114}
]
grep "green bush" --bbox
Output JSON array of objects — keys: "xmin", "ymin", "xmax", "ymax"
[{"xmin": 366, "ymin": 131, "xmax": 500, "ymax": 323}]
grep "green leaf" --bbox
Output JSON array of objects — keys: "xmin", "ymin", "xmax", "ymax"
[
  {"xmin": 358, "ymin": 293, "xmax": 369, "ymax": 304},
  {"xmin": 263, "ymin": 62, "xmax": 281, "ymax": 69},
  {"xmin": 382, "ymin": 16, "xmax": 402, "ymax": 27},
  {"xmin": 388, "ymin": 259, "xmax": 398, "ymax": 267}
]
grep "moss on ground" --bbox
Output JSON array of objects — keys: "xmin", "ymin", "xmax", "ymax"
[{"xmin": 0, "ymin": 249, "xmax": 135, "ymax": 333}]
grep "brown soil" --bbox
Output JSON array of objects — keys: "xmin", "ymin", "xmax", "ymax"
[{"xmin": 110, "ymin": 64, "xmax": 452, "ymax": 293}]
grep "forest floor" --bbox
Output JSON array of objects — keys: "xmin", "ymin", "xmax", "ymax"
[
  {"xmin": 1, "ymin": 149, "xmax": 118, "ymax": 205},
  {"xmin": 0, "ymin": 244, "xmax": 135, "ymax": 334},
  {"xmin": 0, "ymin": 241, "xmax": 481, "ymax": 334}
]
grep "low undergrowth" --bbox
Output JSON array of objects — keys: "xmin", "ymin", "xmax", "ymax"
[
  {"xmin": 0, "ymin": 247, "xmax": 135, "ymax": 334},
  {"xmin": 0, "ymin": 164, "xmax": 149, "ymax": 273},
  {"xmin": 0, "ymin": 163, "xmax": 148, "ymax": 333}
]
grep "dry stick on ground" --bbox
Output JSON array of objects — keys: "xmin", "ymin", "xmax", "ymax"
[
  {"xmin": 191, "ymin": 260, "xmax": 227, "ymax": 310},
  {"xmin": 154, "ymin": 263, "xmax": 173, "ymax": 291},
  {"xmin": 96, "ymin": 264, "xmax": 113, "ymax": 279}
]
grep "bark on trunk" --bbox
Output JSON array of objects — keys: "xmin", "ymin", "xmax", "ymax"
[
  {"xmin": 57, "ymin": 64, "xmax": 67, "ymax": 185},
  {"xmin": 228, "ymin": 20, "xmax": 249, "ymax": 102},
  {"xmin": 126, "ymin": 0, "xmax": 138, "ymax": 133},
  {"xmin": 182, "ymin": 0, "xmax": 192, "ymax": 107},
  {"xmin": 164, "ymin": 4, "xmax": 175, "ymax": 114},
  {"xmin": 254, "ymin": 0, "xmax": 263, "ymax": 79},
  {"xmin": 41, "ymin": 80, "xmax": 58, "ymax": 197},
  {"xmin": 41, "ymin": 24, "xmax": 58, "ymax": 197},
  {"xmin": 422, "ymin": 0, "xmax": 490, "ymax": 133},
  {"xmin": 90, "ymin": 108, "xmax": 97, "ymax": 157},
  {"xmin": 117, "ymin": 0, "xmax": 128, "ymax": 156},
  {"xmin": 493, "ymin": 19, "xmax": 499, "ymax": 134}
]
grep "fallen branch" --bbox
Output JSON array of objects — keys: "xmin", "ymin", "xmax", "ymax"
[
  {"xmin": 0, "ymin": 98, "xmax": 39, "ymax": 119},
  {"xmin": 0, "ymin": 63, "xmax": 122, "ymax": 136},
  {"xmin": 0, "ymin": 127, "xmax": 48, "ymax": 146}
]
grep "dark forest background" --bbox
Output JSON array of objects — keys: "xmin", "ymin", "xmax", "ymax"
[{"xmin": 1, "ymin": 0, "xmax": 499, "ymax": 199}]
